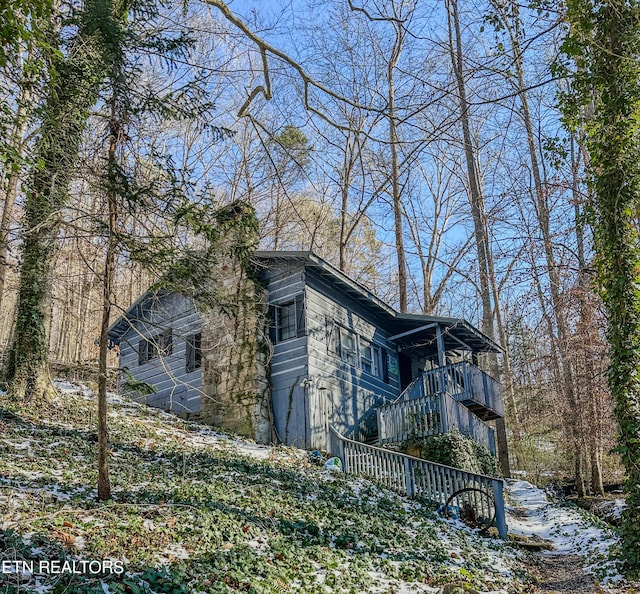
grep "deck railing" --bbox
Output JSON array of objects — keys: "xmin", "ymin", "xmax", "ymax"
[
  {"xmin": 399, "ymin": 362, "xmax": 503, "ymax": 419},
  {"xmin": 329, "ymin": 425, "xmax": 507, "ymax": 538},
  {"xmin": 440, "ymin": 392, "xmax": 497, "ymax": 453},
  {"xmin": 455, "ymin": 361, "xmax": 503, "ymax": 417},
  {"xmin": 377, "ymin": 391, "xmax": 496, "ymax": 453},
  {"xmin": 376, "ymin": 392, "xmax": 443, "ymax": 444}
]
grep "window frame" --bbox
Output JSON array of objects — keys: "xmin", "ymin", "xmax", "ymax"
[
  {"xmin": 271, "ymin": 293, "xmax": 306, "ymax": 344},
  {"xmin": 339, "ymin": 329, "xmax": 357, "ymax": 366},
  {"xmin": 276, "ymin": 300, "xmax": 297, "ymax": 342},
  {"xmin": 137, "ymin": 328, "xmax": 172, "ymax": 366},
  {"xmin": 186, "ymin": 332, "xmax": 202, "ymax": 373},
  {"xmin": 327, "ymin": 317, "xmax": 391, "ymax": 380},
  {"xmin": 360, "ymin": 341, "xmax": 382, "ymax": 378}
]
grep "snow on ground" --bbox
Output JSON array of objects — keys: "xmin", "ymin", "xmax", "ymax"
[
  {"xmin": 2, "ymin": 380, "xmax": 630, "ymax": 593},
  {"xmin": 54, "ymin": 379, "xmax": 275, "ymax": 461},
  {"xmin": 506, "ymin": 479, "xmax": 622, "ymax": 585},
  {"xmin": 593, "ymin": 498, "xmax": 627, "ymax": 523}
]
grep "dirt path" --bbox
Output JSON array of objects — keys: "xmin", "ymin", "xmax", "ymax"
[
  {"xmin": 505, "ymin": 480, "xmax": 617, "ymax": 593},
  {"xmin": 528, "ymin": 553, "xmax": 598, "ymax": 594}
]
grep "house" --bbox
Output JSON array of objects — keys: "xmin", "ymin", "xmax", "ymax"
[{"xmin": 108, "ymin": 250, "xmax": 504, "ymax": 457}]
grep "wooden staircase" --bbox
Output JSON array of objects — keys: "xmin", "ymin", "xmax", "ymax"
[
  {"xmin": 332, "ymin": 362, "xmax": 506, "ymax": 534},
  {"xmin": 376, "ymin": 391, "xmax": 497, "ymax": 453}
]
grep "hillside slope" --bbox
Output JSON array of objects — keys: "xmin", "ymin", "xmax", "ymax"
[{"xmin": 0, "ymin": 382, "xmax": 620, "ymax": 593}]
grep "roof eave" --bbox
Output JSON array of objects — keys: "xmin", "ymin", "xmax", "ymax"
[{"xmin": 255, "ymin": 250, "xmax": 397, "ymax": 317}]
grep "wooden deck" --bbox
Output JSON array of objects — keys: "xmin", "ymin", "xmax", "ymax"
[{"xmin": 399, "ymin": 362, "xmax": 503, "ymax": 420}]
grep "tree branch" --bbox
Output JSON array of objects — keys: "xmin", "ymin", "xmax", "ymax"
[{"xmin": 202, "ymin": 0, "xmax": 386, "ymax": 120}]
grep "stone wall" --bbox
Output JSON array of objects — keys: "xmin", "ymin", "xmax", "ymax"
[
  {"xmin": 190, "ymin": 202, "xmax": 272, "ymax": 444},
  {"xmin": 199, "ymin": 257, "xmax": 272, "ymax": 444}
]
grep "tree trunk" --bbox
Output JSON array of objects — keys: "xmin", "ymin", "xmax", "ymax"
[
  {"xmin": 446, "ymin": 0, "xmax": 493, "ymax": 340},
  {"xmin": 388, "ymin": 22, "xmax": 408, "ymax": 312},
  {"xmin": 97, "ymin": 105, "xmax": 122, "ymax": 501},
  {"xmin": 489, "ymin": 250, "xmax": 522, "ymax": 470},
  {"xmin": 339, "ymin": 136, "xmax": 354, "ymax": 272},
  {"xmin": 498, "ymin": 0, "xmax": 585, "ymax": 491},
  {"xmin": 4, "ymin": 6, "xmax": 111, "ymax": 400},
  {"xmin": 446, "ymin": 0, "xmax": 508, "ymax": 475},
  {"xmin": 0, "ymin": 62, "xmax": 33, "ymax": 312}
]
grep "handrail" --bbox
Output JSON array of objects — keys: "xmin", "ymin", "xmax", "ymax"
[
  {"xmin": 328, "ymin": 425, "xmax": 507, "ymax": 538},
  {"xmin": 395, "ymin": 362, "xmax": 504, "ymax": 418},
  {"xmin": 392, "ymin": 374, "xmax": 423, "ymax": 404},
  {"xmin": 377, "ymin": 391, "xmax": 497, "ymax": 453},
  {"xmin": 377, "ymin": 392, "xmax": 443, "ymax": 444},
  {"xmin": 330, "ymin": 424, "xmax": 500, "ymax": 481}
]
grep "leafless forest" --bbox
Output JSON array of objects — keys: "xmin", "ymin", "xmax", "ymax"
[{"xmin": 0, "ymin": 0, "xmax": 618, "ymax": 494}]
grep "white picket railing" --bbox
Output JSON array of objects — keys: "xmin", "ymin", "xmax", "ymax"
[
  {"xmin": 329, "ymin": 425, "xmax": 507, "ymax": 538},
  {"xmin": 377, "ymin": 393, "xmax": 443, "ymax": 444}
]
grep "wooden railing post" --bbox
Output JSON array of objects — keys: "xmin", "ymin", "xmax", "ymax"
[
  {"xmin": 482, "ymin": 370, "xmax": 489, "ymax": 408},
  {"xmin": 329, "ymin": 425, "xmax": 346, "ymax": 471},
  {"xmin": 404, "ymin": 457, "xmax": 415, "ymax": 497},
  {"xmin": 439, "ymin": 392, "xmax": 448, "ymax": 433},
  {"xmin": 492, "ymin": 479, "xmax": 508, "ymax": 538}
]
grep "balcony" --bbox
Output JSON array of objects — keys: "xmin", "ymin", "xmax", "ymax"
[{"xmin": 403, "ymin": 361, "xmax": 503, "ymax": 421}]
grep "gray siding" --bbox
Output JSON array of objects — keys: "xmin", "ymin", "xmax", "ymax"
[
  {"xmin": 113, "ymin": 255, "xmax": 495, "ymax": 456},
  {"xmin": 117, "ymin": 292, "xmax": 202, "ymax": 413},
  {"xmin": 262, "ymin": 261, "xmax": 405, "ymax": 451},
  {"xmin": 305, "ymin": 270, "xmax": 401, "ymax": 450},
  {"xmin": 262, "ymin": 262, "xmax": 310, "ymax": 448}
]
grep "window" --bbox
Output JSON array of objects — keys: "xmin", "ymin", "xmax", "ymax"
[
  {"xmin": 186, "ymin": 332, "xmax": 202, "ymax": 373},
  {"xmin": 326, "ymin": 318, "xmax": 393, "ymax": 379},
  {"xmin": 327, "ymin": 321, "xmax": 357, "ymax": 366},
  {"xmin": 138, "ymin": 338, "xmax": 156, "ymax": 365},
  {"xmin": 138, "ymin": 328, "xmax": 172, "ymax": 365},
  {"xmin": 270, "ymin": 293, "xmax": 306, "ymax": 343},
  {"xmin": 340, "ymin": 330, "xmax": 357, "ymax": 365},
  {"xmin": 277, "ymin": 300, "xmax": 297, "ymax": 342},
  {"xmin": 360, "ymin": 342, "xmax": 382, "ymax": 377}
]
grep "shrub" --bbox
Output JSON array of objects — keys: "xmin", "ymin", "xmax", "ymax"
[{"xmin": 400, "ymin": 429, "xmax": 500, "ymax": 477}]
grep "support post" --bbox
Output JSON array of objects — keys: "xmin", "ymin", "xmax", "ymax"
[
  {"xmin": 436, "ymin": 325, "xmax": 446, "ymax": 367},
  {"xmin": 492, "ymin": 479, "xmax": 508, "ymax": 538},
  {"xmin": 488, "ymin": 427, "xmax": 496, "ymax": 454},
  {"xmin": 329, "ymin": 425, "xmax": 346, "ymax": 471},
  {"xmin": 436, "ymin": 325, "xmax": 448, "ymax": 395}
]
